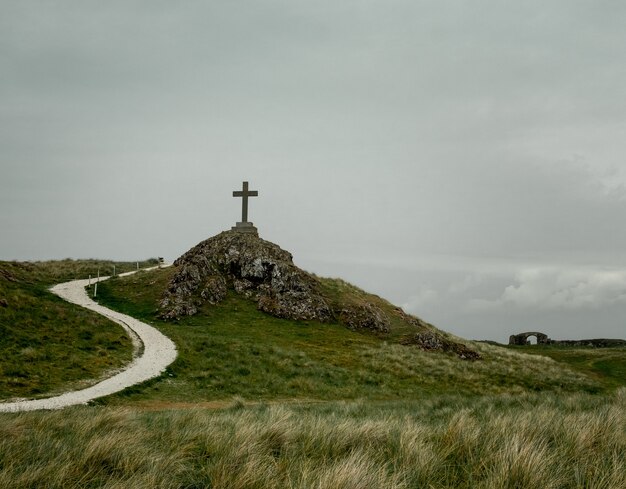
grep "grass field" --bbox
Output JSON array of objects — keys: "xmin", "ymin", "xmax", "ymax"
[
  {"xmin": 0, "ymin": 259, "xmax": 156, "ymax": 400},
  {"xmin": 0, "ymin": 390, "xmax": 624, "ymax": 488},
  {"xmin": 508, "ymin": 344, "xmax": 626, "ymax": 390},
  {"xmin": 1, "ymin": 260, "xmax": 624, "ymax": 488}
]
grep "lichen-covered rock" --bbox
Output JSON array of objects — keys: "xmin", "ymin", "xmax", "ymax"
[
  {"xmin": 0, "ymin": 269, "xmax": 17, "ymax": 282},
  {"xmin": 400, "ymin": 331, "xmax": 481, "ymax": 360},
  {"xmin": 338, "ymin": 303, "xmax": 390, "ymax": 333},
  {"xmin": 160, "ymin": 231, "xmax": 333, "ymax": 322}
]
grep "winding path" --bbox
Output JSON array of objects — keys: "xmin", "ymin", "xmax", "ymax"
[{"xmin": 0, "ymin": 270, "xmax": 177, "ymax": 412}]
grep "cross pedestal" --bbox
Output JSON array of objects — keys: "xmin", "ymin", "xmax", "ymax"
[
  {"xmin": 231, "ymin": 221, "xmax": 258, "ymax": 234},
  {"xmin": 232, "ymin": 181, "xmax": 259, "ymax": 234}
]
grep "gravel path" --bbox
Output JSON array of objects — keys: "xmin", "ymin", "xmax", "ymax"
[{"xmin": 0, "ymin": 270, "xmax": 177, "ymax": 412}]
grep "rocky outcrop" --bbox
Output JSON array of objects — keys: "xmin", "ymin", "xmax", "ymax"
[
  {"xmin": 400, "ymin": 332, "xmax": 481, "ymax": 360},
  {"xmin": 0, "ymin": 269, "xmax": 17, "ymax": 282},
  {"xmin": 338, "ymin": 303, "xmax": 390, "ymax": 333},
  {"xmin": 160, "ymin": 231, "xmax": 333, "ymax": 322},
  {"xmin": 159, "ymin": 231, "xmax": 484, "ymax": 358}
]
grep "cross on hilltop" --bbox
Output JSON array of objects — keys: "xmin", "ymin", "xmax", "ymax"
[{"xmin": 231, "ymin": 181, "xmax": 259, "ymax": 235}]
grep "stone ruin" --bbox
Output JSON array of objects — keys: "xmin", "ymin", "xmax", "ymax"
[
  {"xmin": 509, "ymin": 332, "xmax": 551, "ymax": 345},
  {"xmin": 509, "ymin": 331, "xmax": 626, "ymax": 347}
]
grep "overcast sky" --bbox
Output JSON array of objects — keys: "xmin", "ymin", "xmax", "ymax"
[{"xmin": 2, "ymin": 1, "xmax": 626, "ymax": 342}]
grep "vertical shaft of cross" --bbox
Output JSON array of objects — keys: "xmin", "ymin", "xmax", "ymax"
[
  {"xmin": 241, "ymin": 181, "xmax": 250, "ymax": 222},
  {"xmin": 233, "ymin": 181, "xmax": 259, "ymax": 223}
]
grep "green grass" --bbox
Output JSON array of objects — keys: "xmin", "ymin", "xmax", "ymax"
[
  {"xmin": 508, "ymin": 344, "xmax": 626, "ymax": 389},
  {"xmin": 1, "ymin": 258, "xmax": 625, "ymax": 488},
  {"xmin": 92, "ymin": 267, "xmax": 605, "ymax": 406},
  {"xmin": 0, "ymin": 259, "xmax": 156, "ymax": 400},
  {"xmin": 0, "ymin": 390, "xmax": 624, "ymax": 488},
  {"xmin": 317, "ymin": 276, "xmax": 431, "ymax": 337}
]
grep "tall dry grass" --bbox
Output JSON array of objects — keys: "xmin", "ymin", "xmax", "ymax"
[{"xmin": 1, "ymin": 389, "xmax": 624, "ymax": 488}]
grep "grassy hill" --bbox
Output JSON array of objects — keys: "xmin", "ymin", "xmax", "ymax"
[
  {"xmin": 507, "ymin": 343, "xmax": 626, "ymax": 391},
  {"xmin": 90, "ymin": 266, "xmax": 610, "ymax": 407},
  {"xmin": 1, "ymin": 260, "xmax": 624, "ymax": 488},
  {"xmin": 0, "ymin": 259, "xmax": 156, "ymax": 400}
]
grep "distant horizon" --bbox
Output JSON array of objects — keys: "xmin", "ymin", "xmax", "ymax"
[{"xmin": 4, "ymin": 229, "xmax": 625, "ymax": 345}]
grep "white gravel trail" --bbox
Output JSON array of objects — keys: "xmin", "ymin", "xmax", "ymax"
[{"xmin": 0, "ymin": 270, "xmax": 177, "ymax": 412}]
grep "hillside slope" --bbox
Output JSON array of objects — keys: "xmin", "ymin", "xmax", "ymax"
[
  {"xmin": 0, "ymin": 260, "xmax": 154, "ymax": 400},
  {"xmin": 94, "ymin": 259, "xmax": 604, "ymax": 406},
  {"xmin": 1, "ymin": 252, "xmax": 622, "ymax": 489},
  {"xmin": 159, "ymin": 231, "xmax": 478, "ymax": 359}
]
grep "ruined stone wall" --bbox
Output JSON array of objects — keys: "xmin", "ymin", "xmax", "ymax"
[
  {"xmin": 508, "ymin": 332, "xmax": 550, "ymax": 345},
  {"xmin": 509, "ymin": 332, "xmax": 626, "ymax": 347}
]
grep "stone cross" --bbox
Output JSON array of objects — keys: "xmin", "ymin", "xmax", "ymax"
[
  {"xmin": 233, "ymin": 181, "xmax": 258, "ymax": 222},
  {"xmin": 232, "ymin": 181, "xmax": 259, "ymax": 234}
]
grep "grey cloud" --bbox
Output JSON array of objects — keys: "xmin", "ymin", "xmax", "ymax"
[
  {"xmin": 2, "ymin": 1, "xmax": 626, "ymax": 341},
  {"xmin": 471, "ymin": 267, "xmax": 626, "ymax": 311}
]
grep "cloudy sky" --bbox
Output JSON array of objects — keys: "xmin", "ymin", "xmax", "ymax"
[{"xmin": 2, "ymin": 1, "xmax": 626, "ymax": 342}]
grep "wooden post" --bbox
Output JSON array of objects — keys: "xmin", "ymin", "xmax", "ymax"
[
  {"xmin": 113, "ymin": 265, "xmax": 116, "ymax": 277},
  {"xmin": 94, "ymin": 268, "xmax": 100, "ymax": 297},
  {"xmin": 88, "ymin": 275, "xmax": 91, "ymax": 288}
]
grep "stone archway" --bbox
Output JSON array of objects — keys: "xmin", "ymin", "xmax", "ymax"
[{"xmin": 508, "ymin": 332, "xmax": 551, "ymax": 345}]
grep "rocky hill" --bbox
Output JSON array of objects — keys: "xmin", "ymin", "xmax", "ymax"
[
  {"xmin": 160, "ymin": 232, "xmax": 332, "ymax": 322},
  {"xmin": 160, "ymin": 231, "xmax": 480, "ymax": 359}
]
